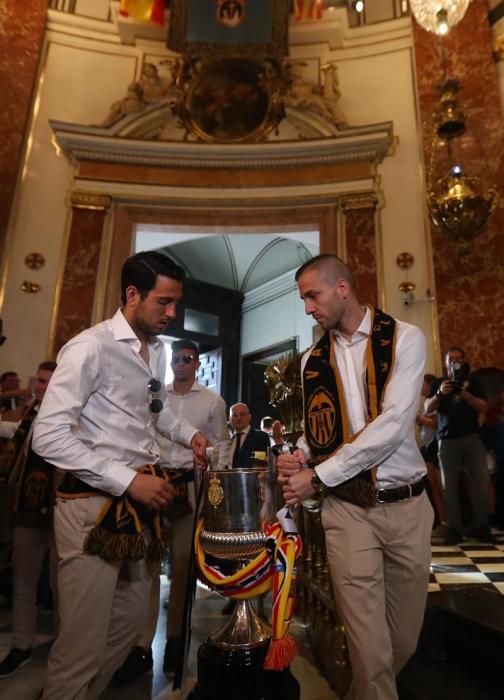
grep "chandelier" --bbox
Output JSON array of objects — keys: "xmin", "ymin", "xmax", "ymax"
[
  {"xmin": 427, "ymin": 79, "xmax": 499, "ymax": 256},
  {"xmin": 410, "ymin": 0, "xmax": 470, "ymax": 35}
]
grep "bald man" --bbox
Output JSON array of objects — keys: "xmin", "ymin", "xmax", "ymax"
[
  {"xmin": 229, "ymin": 403, "xmax": 270, "ymax": 468},
  {"xmin": 277, "ymin": 254, "xmax": 433, "ymax": 700}
]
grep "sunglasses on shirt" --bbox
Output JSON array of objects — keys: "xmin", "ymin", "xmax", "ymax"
[
  {"xmin": 171, "ymin": 355, "xmax": 196, "ymax": 365},
  {"xmin": 148, "ymin": 378, "xmax": 163, "ymax": 414}
]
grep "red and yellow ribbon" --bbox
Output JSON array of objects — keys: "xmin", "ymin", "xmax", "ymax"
[{"xmin": 195, "ymin": 518, "xmax": 302, "ymax": 670}]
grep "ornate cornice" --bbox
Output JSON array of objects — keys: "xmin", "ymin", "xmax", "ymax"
[
  {"xmin": 70, "ymin": 192, "xmax": 112, "ymax": 211},
  {"xmin": 51, "ymin": 120, "xmax": 395, "ymax": 171}
]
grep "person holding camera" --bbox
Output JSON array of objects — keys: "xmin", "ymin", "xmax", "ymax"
[{"xmin": 425, "ymin": 346, "xmax": 493, "ymax": 546}]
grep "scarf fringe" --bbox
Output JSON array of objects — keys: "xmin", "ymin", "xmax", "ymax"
[
  {"xmin": 263, "ymin": 634, "xmax": 297, "ymax": 671},
  {"xmin": 84, "ymin": 526, "xmax": 145, "ymax": 561}
]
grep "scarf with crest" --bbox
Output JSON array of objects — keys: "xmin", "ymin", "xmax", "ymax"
[
  {"xmin": 57, "ymin": 464, "xmax": 170, "ymax": 563},
  {"xmin": 303, "ymin": 307, "xmax": 396, "ymax": 507}
]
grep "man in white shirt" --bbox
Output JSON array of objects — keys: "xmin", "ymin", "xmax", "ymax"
[
  {"xmin": 115, "ymin": 338, "xmax": 228, "ymax": 683},
  {"xmin": 33, "ymin": 251, "xmax": 208, "ymax": 699},
  {"xmin": 278, "ymin": 254, "xmax": 433, "ymax": 700}
]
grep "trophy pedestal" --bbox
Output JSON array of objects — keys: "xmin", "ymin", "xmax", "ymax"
[{"xmin": 187, "ymin": 639, "xmax": 300, "ymax": 700}]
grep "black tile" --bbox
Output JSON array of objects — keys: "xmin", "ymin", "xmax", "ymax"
[
  {"xmin": 484, "ymin": 573, "xmax": 504, "ymax": 582},
  {"xmin": 470, "ymin": 557, "xmax": 504, "ymax": 564},
  {"xmin": 438, "ymin": 583, "xmax": 497, "ymax": 593},
  {"xmin": 432, "ymin": 565, "xmax": 480, "ymax": 573},
  {"xmin": 432, "ymin": 551, "xmax": 470, "ymax": 558}
]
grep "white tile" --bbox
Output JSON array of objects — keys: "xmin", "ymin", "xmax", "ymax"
[
  {"xmin": 428, "ymin": 583, "xmax": 441, "ymax": 592},
  {"xmin": 467, "ymin": 550, "xmax": 504, "ymax": 558},
  {"xmin": 435, "ymin": 572, "xmax": 490, "ymax": 584},
  {"xmin": 475, "ymin": 563, "xmax": 504, "ymax": 573},
  {"xmin": 493, "ymin": 583, "xmax": 504, "ymax": 594},
  {"xmin": 431, "ymin": 545, "xmax": 462, "ymax": 552}
]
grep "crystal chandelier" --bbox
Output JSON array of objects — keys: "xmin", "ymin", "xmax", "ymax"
[{"xmin": 410, "ymin": 0, "xmax": 470, "ymax": 35}]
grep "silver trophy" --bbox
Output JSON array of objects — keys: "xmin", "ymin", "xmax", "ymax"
[{"xmin": 200, "ymin": 464, "xmax": 271, "ymax": 650}]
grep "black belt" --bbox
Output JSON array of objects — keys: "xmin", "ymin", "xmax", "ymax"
[{"xmin": 375, "ymin": 477, "xmax": 426, "ymax": 504}]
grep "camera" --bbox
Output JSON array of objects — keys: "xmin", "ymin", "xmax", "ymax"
[
  {"xmin": 447, "ymin": 360, "xmax": 469, "ymax": 394},
  {"xmin": 401, "ymin": 291, "xmax": 414, "ymax": 308}
]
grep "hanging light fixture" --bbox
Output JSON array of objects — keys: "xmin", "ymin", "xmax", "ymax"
[
  {"xmin": 426, "ymin": 79, "xmax": 499, "ymax": 256},
  {"xmin": 410, "ymin": 0, "xmax": 470, "ymax": 35}
]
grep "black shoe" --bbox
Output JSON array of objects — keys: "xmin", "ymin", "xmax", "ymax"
[
  {"xmin": 0, "ymin": 647, "xmax": 32, "ymax": 678},
  {"xmin": 114, "ymin": 646, "xmax": 152, "ymax": 686},
  {"xmin": 163, "ymin": 636, "xmax": 180, "ymax": 675},
  {"xmin": 468, "ymin": 527, "xmax": 497, "ymax": 544},
  {"xmin": 221, "ymin": 599, "xmax": 237, "ymax": 615},
  {"xmin": 443, "ymin": 529, "xmax": 463, "ymax": 546}
]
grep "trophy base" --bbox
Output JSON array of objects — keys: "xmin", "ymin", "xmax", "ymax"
[{"xmin": 187, "ymin": 638, "xmax": 300, "ymax": 700}]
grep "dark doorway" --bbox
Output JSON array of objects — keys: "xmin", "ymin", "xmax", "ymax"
[
  {"xmin": 161, "ymin": 277, "xmax": 243, "ymax": 409},
  {"xmin": 241, "ymin": 338, "xmax": 298, "ymax": 429}
]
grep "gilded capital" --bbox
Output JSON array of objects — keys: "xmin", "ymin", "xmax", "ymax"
[
  {"xmin": 339, "ymin": 193, "xmax": 379, "ymax": 211},
  {"xmin": 70, "ymin": 192, "xmax": 112, "ymax": 211}
]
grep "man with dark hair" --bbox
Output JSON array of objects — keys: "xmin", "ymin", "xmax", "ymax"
[
  {"xmin": 425, "ymin": 346, "xmax": 492, "ymax": 545},
  {"xmin": 278, "ymin": 254, "xmax": 433, "ymax": 700},
  {"xmin": 0, "ymin": 371, "xmax": 29, "ymax": 417},
  {"xmin": 115, "ymin": 337, "xmax": 228, "ymax": 682},
  {"xmin": 0, "ymin": 360, "xmax": 57, "ymax": 679},
  {"xmin": 33, "ymin": 251, "xmax": 208, "ymax": 699}
]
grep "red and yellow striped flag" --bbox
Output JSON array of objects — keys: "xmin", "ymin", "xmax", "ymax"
[
  {"xmin": 294, "ymin": 0, "xmax": 324, "ymax": 21},
  {"xmin": 119, "ymin": 0, "xmax": 165, "ymax": 26}
]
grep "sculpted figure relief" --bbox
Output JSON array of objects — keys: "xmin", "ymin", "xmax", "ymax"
[
  {"xmin": 283, "ymin": 60, "xmax": 348, "ymax": 129},
  {"xmin": 101, "ymin": 62, "xmax": 177, "ymax": 127}
]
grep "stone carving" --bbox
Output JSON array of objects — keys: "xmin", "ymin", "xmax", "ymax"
[
  {"xmin": 283, "ymin": 60, "xmax": 348, "ymax": 129},
  {"xmin": 101, "ymin": 62, "xmax": 178, "ymax": 127}
]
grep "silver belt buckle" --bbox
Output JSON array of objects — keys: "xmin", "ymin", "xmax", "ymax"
[{"xmin": 376, "ymin": 489, "xmax": 386, "ymax": 504}]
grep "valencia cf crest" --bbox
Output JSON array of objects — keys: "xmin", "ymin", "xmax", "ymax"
[
  {"xmin": 307, "ymin": 388, "xmax": 337, "ymax": 448},
  {"xmin": 216, "ymin": 0, "xmax": 247, "ymax": 28}
]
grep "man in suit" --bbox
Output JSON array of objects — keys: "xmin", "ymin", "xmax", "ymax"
[{"xmin": 230, "ymin": 403, "xmax": 270, "ymax": 468}]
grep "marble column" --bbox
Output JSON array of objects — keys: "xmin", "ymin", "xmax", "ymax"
[
  {"xmin": 52, "ymin": 193, "xmax": 111, "ymax": 355},
  {"xmin": 0, "ymin": 0, "xmax": 48, "ymax": 262},
  {"xmin": 413, "ymin": 0, "xmax": 504, "ymax": 367},
  {"xmin": 340, "ymin": 195, "xmax": 379, "ymax": 308}
]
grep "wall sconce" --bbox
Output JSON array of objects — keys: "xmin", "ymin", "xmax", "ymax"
[
  {"xmin": 396, "ymin": 252, "xmax": 415, "ymax": 307},
  {"xmin": 21, "ymin": 280, "xmax": 41, "ymax": 294}
]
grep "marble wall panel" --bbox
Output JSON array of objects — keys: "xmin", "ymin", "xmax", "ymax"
[
  {"xmin": 413, "ymin": 0, "xmax": 504, "ymax": 369},
  {"xmin": 344, "ymin": 207, "xmax": 378, "ymax": 308},
  {"xmin": 53, "ymin": 208, "xmax": 105, "ymax": 354},
  {"xmin": 0, "ymin": 0, "xmax": 48, "ymax": 261}
]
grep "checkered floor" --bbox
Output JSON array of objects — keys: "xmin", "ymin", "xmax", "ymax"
[{"xmin": 429, "ymin": 528, "xmax": 504, "ymax": 595}]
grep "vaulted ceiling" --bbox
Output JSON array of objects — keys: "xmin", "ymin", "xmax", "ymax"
[{"xmin": 135, "ymin": 228, "xmax": 320, "ymax": 293}]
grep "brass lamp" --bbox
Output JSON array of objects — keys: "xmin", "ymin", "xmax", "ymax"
[
  {"xmin": 435, "ymin": 79, "xmax": 465, "ymax": 140},
  {"xmin": 428, "ymin": 166, "xmax": 499, "ymax": 256},
  {"xmin": 427, "ymin": 77, "xmax": 499, "ymax": 256}
]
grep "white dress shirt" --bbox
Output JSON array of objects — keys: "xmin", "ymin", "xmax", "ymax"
[
  {"xmin": 299, "ymin": 307, "xmax": 427, "ymax": 490},
  {"xmin": 157, "ymin": 381, "xmax": 228, "ymax": 470},
  {"xmin": 32, "ymin": 309, "xmax": 197, "ymax": 496}
]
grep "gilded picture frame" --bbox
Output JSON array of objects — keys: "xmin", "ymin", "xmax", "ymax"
[{"xmin": 168, "ymin": 0, "xmax": 290, "ymax": 59}]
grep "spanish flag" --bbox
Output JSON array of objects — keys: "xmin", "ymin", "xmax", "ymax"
[
  {"xmin": 119, "ymin": 0, "xmax": 165, "ymax": 25},
  {"xmin": 294, "ymin": 0, "xmax": 324, "ymax": 21}
]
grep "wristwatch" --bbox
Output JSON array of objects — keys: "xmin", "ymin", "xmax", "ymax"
[{"xmin": 310, "ymin": 469, "xmax": 328, "ymax": 495}]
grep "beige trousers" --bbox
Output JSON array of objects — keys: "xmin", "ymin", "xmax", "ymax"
[
  {"xmin": 322, "ymin": 490, "xmax": 433, "ymax": 700},
  {"xmin": 12, "ymin": 525, "xmax": 54, "ymax": 649},
  {"xmin": 138, "ymin": 481, "xmax": 196, "ymax": 647},
  {"xmin": 42, "ymin": 496, "xmax": 152, "ymax": 700}
]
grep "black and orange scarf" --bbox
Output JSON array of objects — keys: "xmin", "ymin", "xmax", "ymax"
[{"xmin": 303, "ymin": 307, "xmax": 397, "ymax": 507}]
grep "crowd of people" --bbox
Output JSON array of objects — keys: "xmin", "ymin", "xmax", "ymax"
[{"xmin": 0, "ymin": 251, "xmax": 502, "ymax": 700}]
